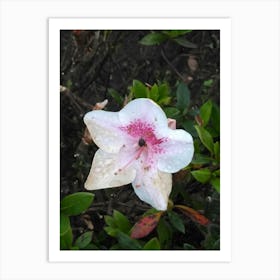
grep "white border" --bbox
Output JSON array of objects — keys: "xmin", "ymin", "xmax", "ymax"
[
  {"xmin": 49, "ymin": 18, "xmax": 231, "ymax": 262},
  {"xmin": 1, "ymin": 1, "xmax": 279, "ymax": 279}
]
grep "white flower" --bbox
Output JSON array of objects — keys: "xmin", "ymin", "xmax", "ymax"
[{"xmin": 84, "ymin": 98, "xmax": 194, "ymax": 210}]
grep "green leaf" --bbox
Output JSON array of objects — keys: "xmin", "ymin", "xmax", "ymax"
[
  {"xmin": 149, "ymin": 84, "xmax": 159, "ymax": 101},
  {"xmin": 74, "ymin": 231, "xmax": 93, "ymax": 249},
  {"xmin": 158, "ymin": 83, "xmax": 169, "ymax": 97},
  {"xmin": 143, "ymin": 237, "xmax": 161, "ymax": 250},
  {"xmin": 104, "ymin": 215, "xmax": 116, "ymax": 227},
  {"xmin": 167, "ymin": 211, "xmax": 185, "ymax": 233},
  {"xmin": 108, "ymin": 88, "xmax": 123, "ymax": 106},
  {"xmin": 60, "ymin": 192, "xmax": 94, "ymax": 216},
  {"xmin": 191, "ymin": 168, "xmax": 212, "ymax": 184},
  {"xmin": 210, "ymin": 177, "xmax": 220, "ymax": 193},
  {"xmin": 213, "ymin": 141, "xmax": 220, "ymax": 161},
  {"xmin": 132, "ymin": 80, "xmax": 148, "ymax": 98},
  {"xmin": 83, "ymin": 243, "xmax": 99, "ymax": 250},
  {"xmin": 157, "ymin": 96, "xmax": 171, "ymax": 105},
  {"xmin": 163, "ymin": 107, "xmax": 181, "ymax": 119},
  {"xmin": 162, "ymin": 30, "xmax": 192, "ymax": 38},
  {"xmin": 194, "ymin": 125, "xmax": 214, "ymax": 154},
  {"xmin": 60, "ymin": 214, "xmax": 73, "ymax": 249},
  {"xmin": 113, "ymin": 210, "xmax": 131, "ymax": 233},
  {"xmin": 200, "ymin": 100, "xmax": 212, "ymax": 127},
  {"xmin": 139, "ymin": 32, "xmax": 168, "ymax": 45},
  {"xmin": 213, "ymin": 169, "xmax": 220, "ymax": 176},
  {"xmin": 156, "ymin": 219, "xmax": 172, "ymax": 247},
  {"xmin": 104, "ymin": 226, "xmax": 119, "ymax": 237},
  {"xmin": 183, "ymin": 243, "xmax": 195, "ymax": 250},
  {"xmin": 117, "ymin": 232, "xmax": 142, "ymax": 250},
  {"xmin": 191, "ymin": 154, "xmax": 212, "ymax": 165},
  {"xmin": 182, "ymin": 119, "xmax": 197, "ymax": 137},
  {"xmin": 173, "ymin": 37, "xmax": 197, "ymax": 48},
  {"xmin": 203, "ymin": 79, "xmax": 214, "ymax": 88},
  {"xmin": 211, "ymin": 103, "xmax": 220, "ymax": 134},
  {"xmin": 176, "ymin": 82, "xmax": 190, "ymax": 111},
  {"xmin": 60, "ymin": 213, "xmax": 71, "ymax": 235}
]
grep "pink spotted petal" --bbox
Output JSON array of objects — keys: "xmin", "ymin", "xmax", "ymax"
[
  {"xmin": 157, "ymin": 129, "xmax": 194, "ymax": 173},
  {"xmin": 118, "ymin": 98, "xmax": 169, "ymax": 137},
  {"xmin": 84, "ymin": 110, "xmax": 125, "ymax": 153},
  {"xmin": 132, "ymin": 165, "xmax": 172, "ymax": 211},
  {"xmin": 84, "ymin": 149, "xmax": 136, "ymax": 190}
]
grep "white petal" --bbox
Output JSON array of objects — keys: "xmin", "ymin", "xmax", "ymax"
[
  {"xmin": 132, "ymin": 166, "xmax": 172, "ymax": 211},
  {"xmin": 84, "ymin": 110, "xmax": 124, "ymax": 153},
  {"xmin": 85, "ymin": 149, "xmax": 136, "ymax": 190},
  {"xmin": 118, "ymin": 98, "xmax": 169, "ymax": 137},
  {"xmin": 157, "ymin": 129, "xmax": 194, "ymax": 173}
]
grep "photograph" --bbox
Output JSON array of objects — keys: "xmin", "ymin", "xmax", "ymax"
[{"xmin": 59, "ymin": 28, "xmax": 221, "ymax": 251}]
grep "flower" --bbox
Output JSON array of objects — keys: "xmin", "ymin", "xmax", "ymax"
[{"xmin": 84, "ymin": 98, "xmax": 194, "ymax": 210}]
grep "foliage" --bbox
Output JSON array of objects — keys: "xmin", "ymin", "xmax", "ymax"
[{"xmin": 60, "ymin": 29, "xmax": 220, "ymax": 251}]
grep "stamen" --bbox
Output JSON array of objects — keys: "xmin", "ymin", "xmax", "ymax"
[
  {"xmin": 138, "ymin": 138, "xmax": 146, "ymax": 147},
  {"xmin": 117, "ymin": 147, "xmax": 145, "ymax": 174}
]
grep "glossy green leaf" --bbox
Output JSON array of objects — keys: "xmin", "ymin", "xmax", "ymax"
[
  {"xmin": 211, "ymin": 102, "xmax": 220, "ymax": 133},
  {"xmin": 83, "ymin": 243, "xmax": 99, "ymax": 250},
  {"xmin": 108, "ymin": 88, "xmax": 123, "ymax": 106},
  {"xmin": 158, "ymin": 83, "xmax": 169, "ymax": 97},
  {"xmin": 191, "ymin": 168, "xmax": 212, "ymax": 183},
  {"xmin": 61, "ymin": 192, "xmax": 94, "ymax": 216},
  {"xmin": 191, "ymin": 154, "xmax": 212, "ymax": 165},
  {"xmin": 200, "ymin": 100, "xmax": 212, "ymax": 127},
  {"xmin": 167, "ymin": 211, "xmax": 185, "ymax": 233},
  {"xmin": 163, "ymin": 107, "xmax": 181, "ymax": 119},
  {"xmin": 132, "ymin": 80, "xmax": 148, "ymax": 98},
  {"xmin": 182, "ymin": 119, "xmax": 197, "ymax": 137},
  {"xmin": 104, "ymin": 226, "xmax": 119, "ymax": 237},
  {"xmin": 139, "ymin": 32, "xmax": 168, "ymax": 45},
  {"xmin": 183, "ymin": 243, "xmax": 195, "ymax": 250},
  {"xmin": 158, "ymin": 96, "xmax": 171, "ymax": 106},
  {"xmin": 117, "ymin": 232, "xmax": 142, "ymax": 249},
  {"xmin": 104, "ymin": 215, "xmax": 116, "ymax": 227},
  {"xmin": 214, "ymin": 141, "xmax": 220, "ymax": 161},
  {"xmin": 143, "ymin": 237, "xmax": 161, "ymax": 250},
  {"xmin": 156, "ymin": 219, "xmax": 172, "ymax": 247},
  {"xmin": 113, "ymin": 210, "xmax": 131, "ymax": 233},
  {"xmin": 60, "ymin": 214, "xmax": 73, "ymax": 249},
  {"xmin": 210, "ymin": 177, "xmax": 220, "ymax": 193},
  {"xmin": 162, "ymin": 30, "xmax": 192, "ymax": 38},
  {"xmin": 194, "ymin": 125, "xmax": 214, "ymax": 154},
  {"xmin": 149, "ymin": 84, "xmax": 159, "ymax": 101},
  {"xmin": 176, "ymin": 82, "xmax": 190, "ymax": 111},
  {"xmin": 173, "ymin": 37, "xmax": 197, "ymax": 48},
  {"xmin": 74, "ymin": 231, "xmax": 93, "ymax": 249},
  {"xmin": 203, "ymin": 79, "xmax": 214, "ymax": 88},
  {"xmin": 60, "ymin": 213, "xmax": 71, "ymax": 235}
]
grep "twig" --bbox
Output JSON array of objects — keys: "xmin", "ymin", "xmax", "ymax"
[
  {"xmin": 60, "ymin": 85, "xmax": 94, "ymax": 111},
  {"xmin": 160, "ymin": 48, "xmax": 185, "ymax": 81}
]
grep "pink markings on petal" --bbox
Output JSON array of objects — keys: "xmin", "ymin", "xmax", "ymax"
[{"xmin": 120, "ymin": 119, "xmax": 167, "ymax": 154}]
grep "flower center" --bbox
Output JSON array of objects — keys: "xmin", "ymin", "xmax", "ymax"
[
  {"xmin": 138, "ymin": 138, "xmax": 146, "ymax": 147},
  {"xmin": 119, "ymin": 119, "xmax": 167, "ymax": 153}
]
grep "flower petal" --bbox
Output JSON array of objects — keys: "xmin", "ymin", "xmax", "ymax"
[
  {"xmin": 85, "ymin": 149, "xmax": 136, "ymax": 190},
  {"xmin": 118, "ymin": 98, "xmax": 169, "ymax": 137},
  {"xmin": 132, "ymin": 166, "xmax": 172, "ymax": 211},
  {"xmin": 84, "ymin": 110, "xmax": 124, "ymax": 153},
  {"xmin": 157, "ymin": 129, "xmax": 194, "ymax": 173}
]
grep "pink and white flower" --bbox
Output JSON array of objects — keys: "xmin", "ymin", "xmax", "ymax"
[{"xmin": 84, "ymin": 98, "xmax": 194, "ymax": 210}]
